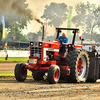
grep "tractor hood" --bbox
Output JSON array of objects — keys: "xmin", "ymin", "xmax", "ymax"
[{"xmin": 30, "ymin": 41, "xmax": 60, "ymax": 49}]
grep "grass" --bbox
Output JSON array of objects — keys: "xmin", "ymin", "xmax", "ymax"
[
  {"xmin": 0, "ymin": 57, "xmax": 32, "ymax": 76},
  {"xmin": 0, "ymin": 57, "xmax": 29, "ymax": 62},
  {"xmin": 0, "ymin": 72, "xmax": 32, "ymax": 76}
]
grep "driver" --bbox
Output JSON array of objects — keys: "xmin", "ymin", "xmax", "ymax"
[{"xmin": 56, "ymin": 33, "xmax": 69, "ymax": 56}]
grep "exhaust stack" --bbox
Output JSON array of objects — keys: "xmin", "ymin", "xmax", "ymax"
[
  {"xmin": 42, "ymin": 24, "xmax": 44, "ymax": 41},
  {"xmin": 34, "ymin": 18, "xmax": 44, "ymax": 41}
]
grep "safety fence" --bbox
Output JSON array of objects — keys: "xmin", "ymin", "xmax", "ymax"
[{"xmin": 0, "ymin": 41, "xmax": 29, "ymax": 50}]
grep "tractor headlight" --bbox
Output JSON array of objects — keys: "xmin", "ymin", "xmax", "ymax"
[
  {"xmin": 39, "ymin": 42, "xmax": 43, "ymax": 46},
  {"xmin": 69, "ymin": 45, "xmax": 71, "ymax": 47},
  {"xmin": 30, "ymin": 42, "xmax": 34, "ymax": 46}
]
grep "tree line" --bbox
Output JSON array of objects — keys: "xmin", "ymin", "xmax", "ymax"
[{"xmin": 2, "ymin": 1, "xmax": 100, "ymax": 43}]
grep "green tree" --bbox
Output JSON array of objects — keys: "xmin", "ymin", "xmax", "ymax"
[
  {"xmin": 1, "ymin": 0, "xmax": 32, "ymax": 42},
  {"xmin": 26, "ymin": 27, "xmax": 43, "ymax": 41},
  {"xmin": 27, "ymin": 32, "xmax": 36, "ymax": 41},
  {"xmin": 34, "ymin": 27, "xmax": 42, "ymax": 41},
  {"xmin": 72, "ymin": 2, "xmax": 100, "ymax": 41},
  {"xmin": 41, "ymin": 2, "xmax": 68, "ymax": 28}
]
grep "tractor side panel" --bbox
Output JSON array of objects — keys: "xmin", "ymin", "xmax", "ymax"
[
  {"xmin": 96, "ymin": 58, "xmax": 100, "ymax": 79},
  {"xmin": 87, "ymin": 57, "xmax": 96, "ymax": 80},
  {"xmin": 87, "ymin": 52, "xmax": 100, "ymax": 81},
  {"xmin": 98, "ymin": 58, "xmax": 100, "ymax": 79}
]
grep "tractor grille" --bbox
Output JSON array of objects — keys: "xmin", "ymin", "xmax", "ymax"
[{"xmin": 31, "ymin": 47, "xmax": 42, "ymax": 60}]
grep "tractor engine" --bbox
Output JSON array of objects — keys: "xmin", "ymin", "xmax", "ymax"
[{"xmin": 46, "ymin": 51, "xmax": 54, "ymax": 61}]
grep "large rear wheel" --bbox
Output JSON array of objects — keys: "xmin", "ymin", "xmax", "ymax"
[{"xmin": 66, "ymin": 50, "xmax": 89, "ymax": 83}]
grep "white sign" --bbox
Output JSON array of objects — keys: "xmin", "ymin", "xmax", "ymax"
[{"xmin": 0, "ymin": 50, "xmax": 30, "ymax": 57}]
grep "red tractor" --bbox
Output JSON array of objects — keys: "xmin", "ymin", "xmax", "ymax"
[{"xmin": 14, "ymin": 28, "xmax": 100, "ymax": 84}]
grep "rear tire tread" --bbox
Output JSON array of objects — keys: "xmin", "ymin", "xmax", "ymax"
[{"xmin": 65, "ymin": 50, "xmax": 89, "ymax": 83}]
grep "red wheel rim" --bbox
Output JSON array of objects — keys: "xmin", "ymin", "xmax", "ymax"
[
  {"xmin": 22, "ymin": 71, "xmax": 26, "ymax": 77},
  {"xmin": 77, "ymin": 59, "xmax": 82, "ymax": 75},
  {"xmin": 54, "ymin": 70, "xmax": 59, "ymax": 79},
  {"xmin": 22, "ymin": 67, "xmax": 26, "ymax": 77}
]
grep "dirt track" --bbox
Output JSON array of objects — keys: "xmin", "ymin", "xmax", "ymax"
[
  {"xmin": 0, "ymin": 63, "xmax": 100, "ymax": 100},
  {"xmin": 0, "ymin": 63, "xmax": 16, "ymax": 72}
]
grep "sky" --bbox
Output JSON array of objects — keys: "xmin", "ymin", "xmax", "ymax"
[{"xmin": 22, "ymin": 0, "xmax": 100, "ymax": 36}]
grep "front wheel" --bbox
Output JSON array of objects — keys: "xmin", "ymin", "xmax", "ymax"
[
  {"xmin": 32, "ymin": 72, "xmax": 44, "ymax": 81},
  {"xmin": 47, "ymin": 65, "xmax": 60, "ymax": 84},
  {"xmin": 15, "ymin": 63, "xmax": 27, "ymax": 82}
]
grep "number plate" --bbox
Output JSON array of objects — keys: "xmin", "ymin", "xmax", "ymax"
[{"xmin": 29, "ymin": 59, "xmax": 37, "ymax": 64}]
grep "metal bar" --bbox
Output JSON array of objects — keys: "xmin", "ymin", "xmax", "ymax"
[
  {"xmin": 56, "ymin": 28, "xmax": 79, "ymax": 31},
  {"xmin": 25, "ymin": 65, "xmax": 49, "ymax": 71},
  {"xmin": 56, "ymin": 31, "xmax": 60, "ymax": 39},
  {"xmin": 72, "ymin": 30, "xmax": 76, "ymax": 44},
  {"xmin": 42, "ymin": 25, "xmax": 44, "ymax": 41}
]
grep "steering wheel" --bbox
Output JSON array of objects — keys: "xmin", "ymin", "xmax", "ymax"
[{"xmin": 58, "ymin": 39, "xmax": 63, "ymax": 44}]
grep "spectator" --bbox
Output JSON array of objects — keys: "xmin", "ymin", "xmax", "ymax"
[
  {"xmin": 92, "ymin": 45, "xmax": 98, "ymax": 57},
  {"xmin": 4, "ymin": 42, "xmax": 8, "ymax": 60},
  {"xmin": 4, "ymin": 42, "xmax": 7, "ymax": 52}
]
